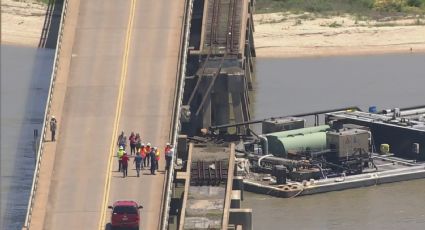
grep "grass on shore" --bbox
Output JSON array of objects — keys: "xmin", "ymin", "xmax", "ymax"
[{"xmin": 255, "ymin": 0, "xmax": 425, "ymax": 18}]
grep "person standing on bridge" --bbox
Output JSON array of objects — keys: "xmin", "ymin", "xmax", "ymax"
[
  {"xmin": 139, "ymin": 143, "xmax": 146, "ymax": 169},
  {"xmin": 165, "ymin": 143, "xmax": 174, "ymax": 171},
  {"xmin": 144, "ymin": 143, "xmax": 152, "ymax": 167},
  {"xmin": 134, "ymin": 152, "xmax": 143, "ymax": 177},
  {"xmin": 129, "ymin": 132, "xmax": 136, "ymax": 155},
  {"xmin": 154, "ymin": 147, "xmax": 160, "ymax": 170},
  {"xmin": 135, "ymin": 133, "xmax": 142, "ymax": 152},
  {"xmin": 117, "ymin": 131, "xmax": 127, "ymax": 150},
  {"xmin": 117, "ymin": 146, "xmax": 125, "ymax": 172},
  {"xmin": 50, "ymin": 115, "xmax": 57, "ymax": 142},
  {"xmin": 149, "ymin": 148, "xmax": 157, "ymax": 175},
  {"xmin": 121, "ymin": 152, "xmax": 130, "ymax": 178}
]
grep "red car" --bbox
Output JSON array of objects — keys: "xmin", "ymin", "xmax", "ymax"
[{"xmin": 108, "ymin": 200, "xmax": 143, "ymax": 230}]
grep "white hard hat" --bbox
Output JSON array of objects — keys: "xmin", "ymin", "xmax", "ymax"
[
  {"xmin": 147, "ymin": 143, "xmax": 151, "ymax": 146},
  {"xmin": 141, "ymin": 143, "xmax": 145, "ymax": 146},
  {"xmin": 119, "ymin": 146, "xmax": 123, "ymax": 150},
  {"xmin": 166, "ymin": 142, "xmax": 171, "ymax": 146},
  {"xmin": 51, "ymin": 115, "xmax": 55, "ymax": 119}
]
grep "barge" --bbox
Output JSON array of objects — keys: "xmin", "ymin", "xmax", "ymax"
[
  {"xmin": 242, "ymin": 154, "xmax": 425, "ymax": 198},
  {"xmin": 210, "ymin": 105, "xmax": 425, "ymax": 198}
]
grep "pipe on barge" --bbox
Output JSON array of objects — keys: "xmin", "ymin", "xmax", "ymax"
[{"xmin": 209, "ymin": 106, "xmax": 361, "ymax": 130}]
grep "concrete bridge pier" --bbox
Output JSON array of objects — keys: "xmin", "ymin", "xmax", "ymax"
[
  {"xmin": 213, "ymin": 77, "xmax": 230, "ymax": 133},
  {"xmin": 229, "ymin": 74, "xmax": 250, "ymax": 135},
  {"xmin": 229, "ymin": 209, "xmax": 253, "ymax": 230}
]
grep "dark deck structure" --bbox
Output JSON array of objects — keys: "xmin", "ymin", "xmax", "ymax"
[{"xmin": 326, "ymin": 108, "xmax": 425, "ymax": 160}]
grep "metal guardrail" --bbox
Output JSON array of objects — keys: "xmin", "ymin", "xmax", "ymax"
[
  {"xmin": 22, "ymin": 0, "xmax": 70, "ymax": 229},
  {"xmin": 159, "ymin": 0, "xmax": 194, "ymax": 229}
]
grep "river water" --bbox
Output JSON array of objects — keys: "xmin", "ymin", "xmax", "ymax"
[
  {"xmin": 245, "ymin": 54, "xmax": 425, "ymax": 230},
  {"xmin": 0, "ymin": 45, "xmax": 54, "ymax": 230}
]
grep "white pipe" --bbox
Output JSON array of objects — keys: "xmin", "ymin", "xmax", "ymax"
[
  {"xmin": 258, "ymin": 154, "xmax": 273, "ymax": 167},
  {"xmin": 384, "ymin": 108, "xmax": 425, "ymax": 117},
  {"xmin": 259, "ymin": 135, "xmax": 268, "ymax": 155}
]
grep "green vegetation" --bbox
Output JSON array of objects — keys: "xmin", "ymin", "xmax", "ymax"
[
  {"xmin": 255, "ymin": 0, "xmax": 425, "ymax": 16},
  {"xmin": 328, "ymin": 21, "xmax": 343, "ymax": 27},
  {"xmin": 263, "ymin": 17, "xmax": 288, "ymax": 24}
]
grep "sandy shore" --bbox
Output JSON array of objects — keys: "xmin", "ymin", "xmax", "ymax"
[
  {"xmin": 253, "ymin": 12, "xmax": 425, "ymax": 58},
  {"xmin": 2, "ymin": 1, "xmax": 425, "ymax": 56},
  {"xmin": 1, "ymin": 0, "xmax": 47, "ymax": 47}
]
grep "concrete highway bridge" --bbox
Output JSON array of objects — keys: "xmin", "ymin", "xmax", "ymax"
[
  {"xmin": 22, "ymin": 0, "xmax": 254, "ymax": 229},
  {"xmin": 23, "ymin": 0, "xmax": 186, "ymax": 229}
]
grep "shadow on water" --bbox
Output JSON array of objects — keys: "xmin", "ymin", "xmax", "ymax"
[
  {"xmin": 39, "ymin": 0, "xmax": 64, "ymax": 49},
  {"xmin": 0, "ymin": 46, "xmax": 54, "ymax": 229}
]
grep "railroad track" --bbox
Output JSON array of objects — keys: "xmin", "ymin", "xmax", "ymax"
[
  {"xmin": 206, "ymin": 0, "xmax": 241, "ymax": 54},
  {"xmin": 189, "ymin": 0, "xmax": 243, "ymax": 114},
  {"xmin": 190, "ymin": 160, "xmax": 229, "ymax": 186},
  {"xmin": 227, "ymin": 0, "xmax": 240, "ymax": 54}
]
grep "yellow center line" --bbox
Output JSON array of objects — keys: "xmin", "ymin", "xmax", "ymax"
[{"xmin": 98, "ymin": 0, "xmax": 137, "ymax": 229}]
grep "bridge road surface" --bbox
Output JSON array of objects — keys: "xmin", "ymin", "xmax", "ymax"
[
  {"xmin": 104, "ymin": 0, "xmax": 185, "ymax": 229},
  {"xmin": 29, "ymin": 0, "xmax": 185, "ymax": 229}
]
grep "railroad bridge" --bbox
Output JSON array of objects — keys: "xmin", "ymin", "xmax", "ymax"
[
  {"xmin": 22, "ymin": 0, "xmax": 254, "ymax": 230},
  {"xmin": 183, "ymin": 0, "xmax": 256, "ymax": 136}
]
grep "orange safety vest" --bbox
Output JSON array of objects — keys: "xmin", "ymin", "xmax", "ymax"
[
  {"xmin": 144, "ymin": 146, "xmax": 151, "ymax": 154},
  {"xmin": 140, "ymin": 148, "xmax": 146, "ymax": 158}
]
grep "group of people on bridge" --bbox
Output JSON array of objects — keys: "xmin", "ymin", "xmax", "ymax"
[{"xmin": 116, "ymin": 131, "xmax": 174, "ymax": 178}]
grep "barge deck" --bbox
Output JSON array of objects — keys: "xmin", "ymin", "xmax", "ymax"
[{"xmin": 243, "ymin": 154, "xmax": 425, "ymax": 198}]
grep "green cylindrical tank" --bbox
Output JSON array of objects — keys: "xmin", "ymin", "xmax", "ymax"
[
  {"xmin": 267, "ymin": 132, "xmax": 327, "ymax": 157},
  {"xmin": 266, "ymin": 125, "xmax": 330, "ymax": 138}
]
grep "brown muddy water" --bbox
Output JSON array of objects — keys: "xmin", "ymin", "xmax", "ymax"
[{"xmin": 246, "ymin": 54, "xmax": 425, "ymax": 230}]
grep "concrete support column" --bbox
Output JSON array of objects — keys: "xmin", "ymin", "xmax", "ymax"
[
  {"xmin": 231, "ymin": 92, "xmax": 244, "ymax": 127},
  {"xmin": 231, "ymin": 190, "xmax": 241, "ymax": 209},
  {"xmin": 177, "ymin": 135, "xmax": 188, "ymax": 160},
  {"xmin": 229, "ymin": 75, "xmax": 247, "ymax": 134},
  {"xmin": 200, "ymin": 77, "xmax": 212, "ymax": 129},
  {"xmin": 232, "ymin": 176, "xmax": 244, "ymax": 200},
  {"xmin": 202, "ymin": 94, "xmax": 212, "ymax": 128},
  {"xmin": 213, "ymin": 77, "xmax": 230, "ymax": 133},
  {"xmin": 229, "ymin": 209, "xmax": 252, "ymax": 230}
]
